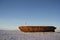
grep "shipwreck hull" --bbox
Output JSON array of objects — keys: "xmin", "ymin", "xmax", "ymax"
[{"xmin": 19, "ymin": 26, "xmax": 56, "ymax": 32}]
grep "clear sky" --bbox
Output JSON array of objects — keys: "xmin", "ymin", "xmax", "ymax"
[{"xmin": 0, "ymin": 0, "xmax": 60, "ymax": 30}]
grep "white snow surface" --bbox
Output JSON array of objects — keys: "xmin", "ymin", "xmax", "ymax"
[{"xmin": 0, "ymin": 30, "xmax": 60, "ymax": 40}]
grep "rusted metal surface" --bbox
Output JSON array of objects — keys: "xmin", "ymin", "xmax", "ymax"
[{"xmin": 19, "ymin": 26, "xmax": 56, "ymax": 32}]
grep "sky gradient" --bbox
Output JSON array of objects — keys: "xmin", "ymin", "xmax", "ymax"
[{"xmin": 0, "ymin": 0, "xmax": 60, "ymax": 30}]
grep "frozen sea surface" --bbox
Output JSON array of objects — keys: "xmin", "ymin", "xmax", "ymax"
[{"xmin": 0, "ymin": 30, "xmax": 60, "ymax": 40}]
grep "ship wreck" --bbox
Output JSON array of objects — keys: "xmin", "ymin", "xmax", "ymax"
[{"xmin": 19, "ymin": 26, "xmax": 56, "ymax": 32}]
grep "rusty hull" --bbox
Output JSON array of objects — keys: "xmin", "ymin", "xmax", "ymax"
[{"xmin": 19, "ymin": 26, "xmax": 56, "ymax": 32}]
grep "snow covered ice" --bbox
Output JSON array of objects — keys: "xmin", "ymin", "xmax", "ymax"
[{"xmin": 0, "ymin": 30, "xmax": 60, "ymax": 40}]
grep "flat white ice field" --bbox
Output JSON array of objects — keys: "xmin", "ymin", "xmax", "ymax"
[{"xmin": 0, "ymin": 30, "xmax": 60, "ymax": 40}]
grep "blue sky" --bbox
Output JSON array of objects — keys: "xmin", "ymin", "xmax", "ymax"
[{"xmin": 0, "ymin": 0, "xmax": 60, "ymax": 30}]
